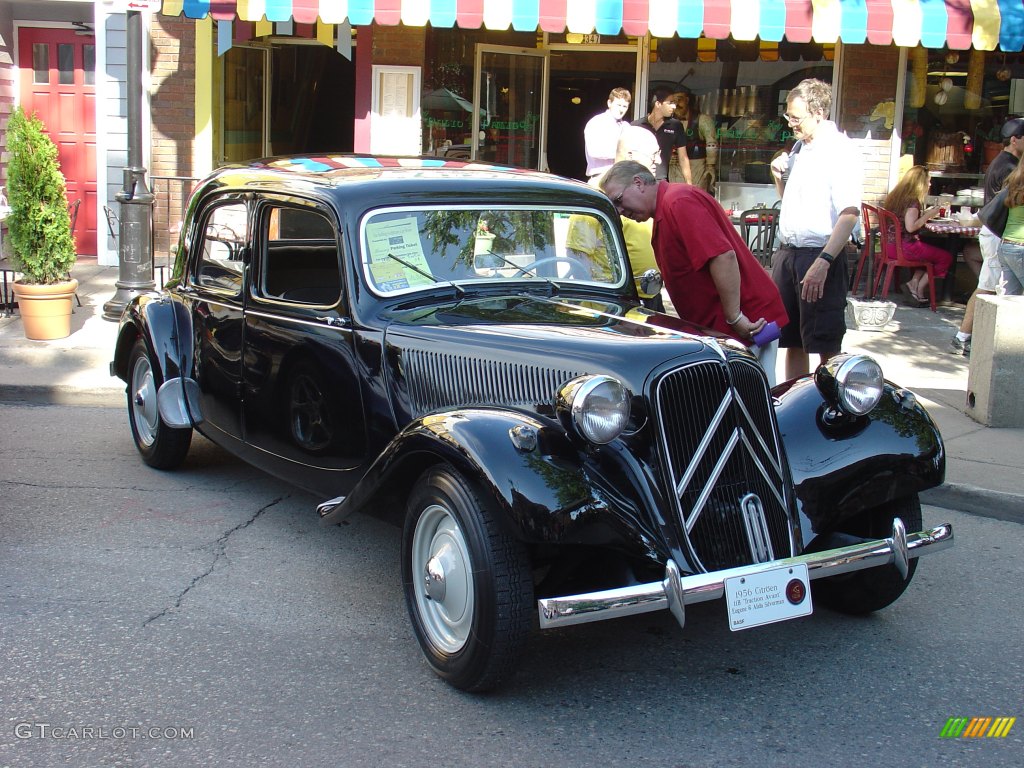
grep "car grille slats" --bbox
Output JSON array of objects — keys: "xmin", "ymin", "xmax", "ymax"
[
  {"xmin": 656, "ymin": 358, "xmax": 791, "ymax": 572},
  {"xmin": 403, "ymin": 349, "xmax": 584, "ymax": 416}
]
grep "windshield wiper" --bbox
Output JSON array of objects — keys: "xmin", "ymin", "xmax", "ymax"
[
  {"xmin": 386, "ymin": 252, "xmax": 464, "ymax": 297},
  {"xmin": 479, "ymin": 251, "xmax": 559, "ymax": 295}
]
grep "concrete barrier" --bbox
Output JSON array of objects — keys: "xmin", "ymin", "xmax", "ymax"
[{"xmin": 966, "ymin": 294, "xmax": 1024, "ymax": 427}]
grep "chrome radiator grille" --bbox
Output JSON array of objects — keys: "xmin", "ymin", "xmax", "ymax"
[
  {"xmin": 403, "ymin": 349, "xmax": 584, "ymax": 417},
  {"xmin": 655, "ymin": 358, "xmax": 792, "ymax": 572}
]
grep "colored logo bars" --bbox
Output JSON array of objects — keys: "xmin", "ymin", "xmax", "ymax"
[{"xmin": 940, "ymin": 716, "xmax": 1016, "ymax": 739}]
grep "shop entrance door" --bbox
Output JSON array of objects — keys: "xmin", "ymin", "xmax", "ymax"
[
  {"xmin": 18, "ymin": 27, "xmax": 97, "ymax": 256},
  {"xmin": 219, "ymin": 42, "xmax": 355, "ymax": 164},
  {"xmin": 472, "ymin": 46, "xmax": 548, "ymax": 169},
  {"xmin": 547, "ymin": 49, "xmax": 639, "ymax": 181}
]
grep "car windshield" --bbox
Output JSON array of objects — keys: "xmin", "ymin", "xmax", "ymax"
[{"xmin": 360, "ymin": 206, "xmax": 627, "ymax": 296}]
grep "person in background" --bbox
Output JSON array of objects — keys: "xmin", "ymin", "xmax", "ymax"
[
  {"xmin": 995, "ymin": 156, "xmax": 1024, "ymax": 295},
  {"xmin": 671, "ymin": 90, "xmax": 718, "ymax": 192},
  {"xmin": 568, "ymin": 126, "xmax": 665, "ymax": 310},
  {"xmin": 633, "ymin": 86, "xmax": 689, "ymax": 183},
  {"xmin": 880, "ymin": 165, "xmax": 953, "ymax": 306},
  {"xmin": 950, "ymin": 116, "xmax": 1024, "ymax": 356},
  {"xmin": 770, "ymin": 78, "xmax": 862, "ymax": 380},
  {"xmin": 599, "ymin": 160, "xmax": 788, "ymax": 384},
  {"xmin": 583, "ymin": 88, "xmax": 631, "ymax": 181}
]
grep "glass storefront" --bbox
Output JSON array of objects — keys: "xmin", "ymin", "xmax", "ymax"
[
  {"xmin": 902, "ymin": 48, "xmax": 1024, "ymax": 193},
  {"xmin": 422, "ymin": 28, "xmax": 640, "ymax": 177},
  {"xmin": 648, "ymin": 37, "xmax": 835, "ymax": 207},
  {"xmin": 218, "ymin": 40, "xmax": 355, "ymax": 165},
  {"xmin": 474, "ymin": 46, "xmax": 546, "ymax": 169},
  {"xmin": 422, "ymin": 28, "xmax": 537, "ymax": 158},
  {"xmin": 421, "ymin": 29, "xmax": 839, "ymax": 198}
]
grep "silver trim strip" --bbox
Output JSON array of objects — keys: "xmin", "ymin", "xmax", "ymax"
[
  {"xmin": 537, "ymin": 520, "xmax": 953, "ymax": 629},
  {"xmin": 684, "ymin": 427, "xmax": 739, "ymax": 534},
  {"xmin": 675, "ymin": 392, "xmax": 732, "ymax": 498},
  {"xmin": 740, "ymin": 493, "xmax": 775, "ymax": 563}
]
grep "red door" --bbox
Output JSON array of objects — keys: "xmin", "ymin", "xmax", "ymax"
[{"xmin": 18, "ymin": 27, "xmax": 97, "ymax": 256}]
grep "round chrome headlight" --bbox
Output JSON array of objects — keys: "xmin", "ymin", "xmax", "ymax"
[
  {"xmin": 559, "ymin": 375, "xmax": 631, "ymax": 444},
  {"xmin": 829, "ymin": 355, "xmax": 884, "ymax": 416}
]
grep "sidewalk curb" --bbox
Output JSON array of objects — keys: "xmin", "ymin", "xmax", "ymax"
[
  {"xmin": 0, "ymin": 384, "xmax": 123, "ymax": 408},
  {"xmin": 921, "ymin": 483, "xmax": 1024, "ymax": 525}
]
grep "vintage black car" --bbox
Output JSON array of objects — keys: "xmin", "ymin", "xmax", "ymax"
[{"xmin": 112, "ymin": 156, "xmax": 953, "ymax": 691}]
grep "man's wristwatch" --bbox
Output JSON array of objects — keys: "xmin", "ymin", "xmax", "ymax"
[{"xmin": 818, "ymin": 250, "xmax": 837, "ymax": 264}]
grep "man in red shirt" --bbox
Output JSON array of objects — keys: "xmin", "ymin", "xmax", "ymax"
[{"xmin": 599, "ymin": 160, "xmax": 788, "ymax": 384}]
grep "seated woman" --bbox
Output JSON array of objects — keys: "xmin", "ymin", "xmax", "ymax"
[{"xmin": 881, "ymin": 165, "xmax": 954, "ymax": 305}]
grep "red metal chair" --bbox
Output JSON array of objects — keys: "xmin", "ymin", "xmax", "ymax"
[
  {"xmin": 851, "ymin": 203, "xmax": 881, "ymax": 297},
  {"xmin": 739, "ymin": 208, "xmax": 777, "ymax": 267},
  {"xmin": 875, "ymin": 206, "xmax": 936, "ymax": 312}
]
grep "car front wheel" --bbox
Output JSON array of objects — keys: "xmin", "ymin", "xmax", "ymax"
[
  {"xmin": 402, "ymin": 465, "xmax": 533, "ymax": 692},
  {"xmin": 812, "ymin": 494, "xmax": 923, "ymax": 615},
  {"xmin": 127, "ymin": 338, "xmax": 193, "ymax": 469}
]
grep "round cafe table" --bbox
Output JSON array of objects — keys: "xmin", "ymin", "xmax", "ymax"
[
  {"xmin": 924, "ymin": 220, "xmax": 981, "ymax": 237},
  {"xmin": 923, "ymin": 219, "xmax": 981, "ymax": 303}
]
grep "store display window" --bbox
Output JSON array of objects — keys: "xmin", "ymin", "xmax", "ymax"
[
  {"xmin": 903, "ymin": 48, "xmax": 1024, "ymax": 190},
  {"xmin": 648, "ymin": 36, "xmax": 835, "ymax": 207}
]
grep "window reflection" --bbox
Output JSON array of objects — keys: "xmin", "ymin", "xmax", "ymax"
[
  {"xmin": 84, "ymin": 45, "xmax": 95, "ymax": 85},
  {"xmin": 32, "ymin": 44, "xmax": 49, "ymax": 85},
  {"xmin": 58, "ymin": 44, "xmax": 74, "ymax": 85}
]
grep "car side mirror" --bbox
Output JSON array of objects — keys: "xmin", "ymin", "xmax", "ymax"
[{"xmin": 636, "ymin": 268, "xmax": 663, "ymax": 298}]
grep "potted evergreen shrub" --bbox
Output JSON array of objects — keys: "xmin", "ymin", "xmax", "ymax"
[{"xmin": 5, "ymin": 106, "xmax": 78, "ymax": 340}]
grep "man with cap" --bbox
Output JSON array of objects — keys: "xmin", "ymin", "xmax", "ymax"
[{"xmin": 950, "ymin": 115, "xmax": 1024, "ymax": 356}]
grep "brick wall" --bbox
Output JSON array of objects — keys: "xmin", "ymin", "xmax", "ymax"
[
  {"xmin": 840, "ymin": 44, "xmax": 902, "ymax": 204},
  {"xmin": 149, "ymin": 15, "xmax": 197, "ymax": 259},
  {"xmin": 370, "ymin": 23, "xmax": 426, "ymax": 67}
]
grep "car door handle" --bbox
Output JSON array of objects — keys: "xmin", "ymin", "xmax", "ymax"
[{"xmin": 316, "ymin": 316, "xmax": 351, "ymax": 329}]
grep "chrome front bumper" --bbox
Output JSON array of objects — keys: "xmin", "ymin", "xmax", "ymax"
[{"xmin": 537, "ymin": 519, "xmax": 953, "ymax": 630}]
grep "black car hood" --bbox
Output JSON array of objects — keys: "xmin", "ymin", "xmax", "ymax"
[{"xmin": 380, "ymin": 294, "xmax": 745, "ymax": 418}]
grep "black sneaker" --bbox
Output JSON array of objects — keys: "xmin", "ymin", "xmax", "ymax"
[{"xmin": 949, "ymin": 335, "xmax": 971, "ymax": 357}]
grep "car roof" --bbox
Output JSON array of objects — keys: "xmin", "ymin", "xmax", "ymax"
[{"xmin": 203, "ymin": 155, "xmax": 607, "ymax": 203}]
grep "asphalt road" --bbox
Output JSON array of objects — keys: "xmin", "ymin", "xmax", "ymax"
[{"xmin": 1, "ymin": 402, "xmax": 1021, "ymax": 767}]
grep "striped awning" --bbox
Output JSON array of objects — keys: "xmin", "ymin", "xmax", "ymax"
[{"xmin": 158, "ymin": 1, "xmax": 1024, "ymax": 51}]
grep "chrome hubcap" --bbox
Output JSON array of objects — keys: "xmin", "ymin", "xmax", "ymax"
[
  {"xmin": 130, "ymin": 356, "xmax": 159, "ymax": 447},
  {"xmin": 411, "ymin": 504, "xmax": 473, "ymax": 653},
  {"xmin": 424, "ymin": 554, "xmax": 447, "ymax": 601}
]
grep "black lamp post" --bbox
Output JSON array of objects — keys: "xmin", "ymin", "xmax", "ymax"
[{"xmin": 103, "ymin": 9, "xmax": 156, "ymax": 321}]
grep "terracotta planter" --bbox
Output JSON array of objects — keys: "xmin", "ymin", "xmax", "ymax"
[{"xmin": 12, "ymin": 279, "xmax": 79, "ymax": 340}]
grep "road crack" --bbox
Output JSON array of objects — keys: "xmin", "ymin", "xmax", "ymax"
[{"xmin": 144, "ymin": 495, "xmax": 287, "ymax": 626}]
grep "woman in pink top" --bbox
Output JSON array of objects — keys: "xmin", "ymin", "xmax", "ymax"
[{"xmin": 881, "ymin": 165, "xmax": 954, "ymax": 305}]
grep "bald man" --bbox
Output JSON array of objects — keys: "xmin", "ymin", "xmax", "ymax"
[{"xmin": 568, "ymin": 125, "xmax": 665, "ymax": 309}]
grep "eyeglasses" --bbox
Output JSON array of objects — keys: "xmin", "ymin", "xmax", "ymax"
[{"xmin": 784, "ymin": 111, "xmax": 815, "ymax": 126}]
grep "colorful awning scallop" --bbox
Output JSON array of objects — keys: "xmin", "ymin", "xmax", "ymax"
[{"xmin": 158, "ymin": 0, "xmax": 1024, "ymax": 51}]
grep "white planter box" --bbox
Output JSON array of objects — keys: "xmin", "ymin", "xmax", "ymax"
[{"xmin": 846, "ymin": 297, "xmax": 897, "ymax": 332}]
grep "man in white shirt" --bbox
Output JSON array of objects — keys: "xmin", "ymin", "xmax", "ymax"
[
  {"xmin": 584, "ymin": 88, "xmax": 631, "ymax": 181},
  {"xmin": 770, "ymin": 79, "xmax": 862, "ymax": 379}
]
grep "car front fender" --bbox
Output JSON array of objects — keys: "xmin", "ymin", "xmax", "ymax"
[
  {"xmin": 319, "ymin": 407, "xmax": 664, "ymax": 563},
  {"xmin": 773, "ymin": 376, "xmax": 945, "ymax": 543},
  {"xmin": 111, "ymin": 294, "xmax": 200, "ymax": 426}
]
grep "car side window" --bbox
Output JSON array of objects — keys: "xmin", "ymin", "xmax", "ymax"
[
  {"xmin": 260, "ymin": 206, "xmax": 342, "ymax": 306},
  {"xmin": 196, "ymin": 202, "xmax": 248, "ymax": 293}
]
